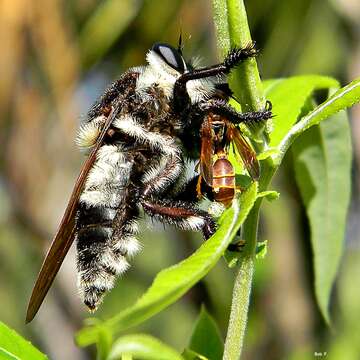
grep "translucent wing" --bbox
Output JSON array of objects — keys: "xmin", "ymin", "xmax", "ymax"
[
  {"xmin": 199, "ymin": 115, "xmax": 214, "ymax": 186},
  {"xmin": 26, "ymin": 103, "xmax": 121, "ymax": 323},
  {"xmin": 228, "ymin": 123, "xmax": 260, "ymax": 180}
]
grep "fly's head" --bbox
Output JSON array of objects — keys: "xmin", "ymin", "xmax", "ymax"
[{"xmin": 137, "ymin": 43, "xmax": 219, "ymax": 106}]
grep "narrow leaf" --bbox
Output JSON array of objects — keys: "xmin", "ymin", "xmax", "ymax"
[
  {"xmin": 257, "ymin": 148, "xmax": 280, "ymax": 161},
  {"xmin": 0, "ymin": 322, "xmax": 47, "ymax": 360},
  {"xmin": 278, "ymin": 78, "xmax": 360, "ymax": 156},
  {"xmin": 293, "ymin": 111, "xmax": 351, "ymax": 324},
  {"xmin": 188, "ymin": 306, "xmax": 223, "ymax": 360},
  {"xmin": 107, "ymin": 334, "xmax": 183, "ymax": 360},
  {"xmin": 298, "ymin": 78, "xmax": 360, "ymax": 131},
  {"xmin": 76, "ymin": 183, "xmax": 258, "ymax": 346},
  {"xmin": 0, "ymin": 349, "xmax": 18, "ymax": 360},
  {"xmin": 255, "ymin": 240, "xmax": 268, "ymax": 260},
  {"xmin": 182, "ymin": 348, "xmax": 208, "ymax": 360},
  {"xmin": 257, "ymin": 191, "xmax": 279, "ymax": 201},
  {"xmin": 263, "ymin": 75, "xmax": 338, "ymax": 148}
]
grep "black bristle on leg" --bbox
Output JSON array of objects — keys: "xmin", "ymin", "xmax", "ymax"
[
  {"xmin": 173, "ymin": 42, "xmax": 259, "ymax": 111},
  {"xmin": 195, "ymin": 98, "xmax": 273, "ymax": 126},
  {"xmin": 141, "ymin": 198, "xmax": 216, "ymax": 240},
  {"xmin": 202, "ymin": 215, "xmax": 217, "ymax": 240},
  {"xmin": 223, "ymin": 42, "xmax": 258, "ymax": 72}
]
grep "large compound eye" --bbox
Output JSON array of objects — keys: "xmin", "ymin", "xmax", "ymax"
[{"xmin": 151, "ymin": 43, "xmax": 186, "ymax": 73}]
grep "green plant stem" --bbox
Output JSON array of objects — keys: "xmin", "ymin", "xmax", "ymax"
[
  {"xmin": 223, "ymin": 205, "xmax": 258, "ymax": 360},
  {"xmin": 224, "ymin": 168, "xmax": 274, "ymax": 359},
  {"xmin": 223, "ymin": 164, "xmax": 274, "ymax": 360},
  {"xmin": 213, "ymin": 0, "xmax": 265, "ymax": 112},
  {"xmin": 212, "ymin": 1, "xmax": 271, "ymax": 358}
]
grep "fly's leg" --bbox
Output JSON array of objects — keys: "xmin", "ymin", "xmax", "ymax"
[
  {"xmin": 174, "ymin": 42, "xmax": 258, "ymax": 110},
  {"xmin": 141, "ymin": 198, "xmax": 216, "ymax": 240},
  {"xmin": 140, "ymin": 158, "xmax": 216, "ymax": 239},
  {"xmin": 142, "ymin": 154, "xmax": 183, "ymax": 198},
  {"xmin": 197, "ymin": 99, "xmax": 273, "ymax": 125}
]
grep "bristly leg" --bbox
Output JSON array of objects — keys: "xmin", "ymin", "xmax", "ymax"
[
  {"xmin": 141, "ymin": 199, "xmax": 216, "ymax": 240},
  {"xmin": 197, "ymin": 99, "xmax": 273, "ymax": 125},
  {"xmin": 141, "ymin": 164, "xmax": 218, "ymax": 240},
  {"xmin": 173, "ymin": 42, "xmax": 259, "ymax": 110},
  {"xmin": 142, "ymin": 155, "xmax": 183, "ymax": 198},
  {"xmin": 222, "ymin": 42, "xmax": 258, "ymax": 72},
  {"xmin": 178, "ymin": 41, "xmax": 258, "ymax": 82}
]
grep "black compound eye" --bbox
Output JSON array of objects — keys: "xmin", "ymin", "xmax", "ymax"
[{"xmin": 151, "ymin": 43, "xmax": 186, "ymax": 73}]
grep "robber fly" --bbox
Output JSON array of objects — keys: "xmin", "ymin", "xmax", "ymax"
[
  {"xmin": 196, "ymin": 102, "xmax": 272, "ymax": 207},
  {"xmin": 26, "ymin": 40, "xmax": 272, "ymax": 323}
]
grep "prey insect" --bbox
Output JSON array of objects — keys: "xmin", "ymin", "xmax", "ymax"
[
  {"xmin": 26, "ymin": 40, "xmax": 272, "ymax": 323},
  {"xmin": 197, "ymin": 110, "xmax": 262, "ymax": 207}
]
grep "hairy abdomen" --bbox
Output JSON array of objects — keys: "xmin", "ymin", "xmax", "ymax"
[{"xmin": 76, "ymin": 144, "xmax": 141, "ymax": 310}]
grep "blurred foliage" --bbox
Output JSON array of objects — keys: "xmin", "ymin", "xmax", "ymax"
[{"xmin": 0, "ymin": 0, "xmax": 360, "ymax": 359}]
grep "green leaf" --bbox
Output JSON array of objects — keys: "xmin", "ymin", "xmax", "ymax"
[
  {"xmin": 79, "ymin": 0, "xmax": 140, "ymax": 67},
  {"xmin": 107, "ymin": 334, "xmax": 183, "ymax": 360},
  {"xmin": 0, "ymin": 349, "xmax": 17, "ymax": 360},
  {"xmin": 188, "ymin": 306, "xmax": 223, "ymax": 360},
  {"xmin": 76, "ymin": 183, "xmax": 258, "ymax": 346},
  {"xmin": 297, "ymin": 78, "xmax": 360, "ymax": 131},
  {"xmin": 278, "ymin": 78, "xmax": 360, "ymax": 156},
  {"xmin": 255, "ymin": 240, "xmax": 268, "ymax": 259},
  {"xmin": 0, "ymin": 322, "xmax": 47, "ymax": 360},
  {"xmin": 223, "ymin": 247, "xmax": 242, "ymax": 269},
  {"xmin": 182, "ymin": 348, "xmax": 208, "ymax": 360},
  {"xmin": 257, "ymin": 191, "xmax": 279, "ymax": 201},
  {"xmin": 257, "ymin": 148, "xmax": 280, "ymax": 161},
  {"xmin": 263, "ymin": 75, "xmax": 339, "ymax": 148},
  {"xmin": 293, "ymin": 110, "xmax": 351, "ymax": 325},
  {"xmin": 223, "ymin": 238, "xmax": 268, "ymax": 268}
]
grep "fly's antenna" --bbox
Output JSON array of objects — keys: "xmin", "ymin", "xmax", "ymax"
[{"xmin": 178, "ymin": 28, "xmax": 184, "ymax": 55}]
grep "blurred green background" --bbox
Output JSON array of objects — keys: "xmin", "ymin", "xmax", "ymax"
[{"xmin": 1, "ymin": 0, "xmax": 360, "ymax": 359}]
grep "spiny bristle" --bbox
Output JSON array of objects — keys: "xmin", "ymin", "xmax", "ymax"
[{"xmin": 224, "ymin": 42, "xmax": 258, "ymax": 70}]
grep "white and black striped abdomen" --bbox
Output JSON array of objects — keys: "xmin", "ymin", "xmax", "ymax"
[{"xmin": 75, "ymin": 144, "xmax": 141, "ymax": 310}]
